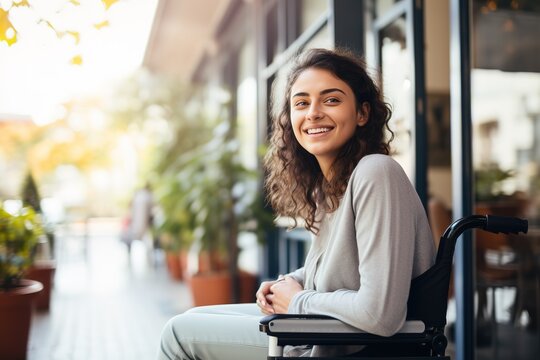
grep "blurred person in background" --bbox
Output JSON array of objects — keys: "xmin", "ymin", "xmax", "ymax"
[{"xmin": 121, "ymin": 182, "xmax": 155, "ymax": 263}]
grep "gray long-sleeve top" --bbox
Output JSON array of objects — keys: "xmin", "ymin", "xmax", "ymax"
[{"xmin": 286, "ymin": 154, "xmax": 435, "ymax": 357}]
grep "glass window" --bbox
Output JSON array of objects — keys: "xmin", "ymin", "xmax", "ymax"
[
  {"xmin": 471, "ymin": 1, "xmax": 540, "ymax": 357},
  {"xmin": 269, "ymin": 63, "xmax": 292, "ymax": 127},
  {"xmin": 303, "ymin": 24, "xmax": 331, "ymax": 50},
  {"xmin": 237, "ymin": 39, "xmax": 257, "ymax": 171},
  {"xmin": 299, "ymin": 0, "xmax": 328, "ymax": 34},
  {"xmin": 375, "ymin": 0, "xmax": 401, "ymax": 18},
  {"xmin": 424, "ymin": 0, "xmax": 452, "ymax": 210},
  {"xmin": 380, "ymin": 16, "xmax": 413, "ymax": 179},
  {"xmin": 266, "ymin": 3, "xmax": 279, "ymax": 65}
]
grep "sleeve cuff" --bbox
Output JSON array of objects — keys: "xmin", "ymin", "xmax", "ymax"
[{"xmin": 287, "ymin": 289, "xmax": 315, "ymax": 314}]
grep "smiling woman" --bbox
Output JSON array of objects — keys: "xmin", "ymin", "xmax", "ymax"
[
  {"xmin": 266, "ymin": 48, "xmax": 395, "ymax": 233},
  {"xmin": 157, "ymin": 48, "xmax": 435, "ymax": 360},
  {"xmin": 289, "ymin": 68, "xmax": 369, "ymax": 176}
]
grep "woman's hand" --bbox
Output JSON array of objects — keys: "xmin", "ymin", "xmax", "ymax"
[
  {"xmin": 256, "ymin": 279, "xmax": 279, "ymax": 315},
  {"xmin": 265, "ymin": 276, "xmax": 303, "ymax": 314}
]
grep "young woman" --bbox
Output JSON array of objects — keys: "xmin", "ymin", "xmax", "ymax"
[{"xmin": 158, "ymin": 48, "xmax": 435, "ymax": 359}]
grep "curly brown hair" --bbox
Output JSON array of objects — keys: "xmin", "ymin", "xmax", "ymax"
[{"xmin": 264, "ymin": 48, "xmax": 393, "ymax": 233}]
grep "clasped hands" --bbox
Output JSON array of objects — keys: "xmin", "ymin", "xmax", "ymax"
[{"xmin": 256, "ymin": 275, "xmax": 303, "ymax": 315}]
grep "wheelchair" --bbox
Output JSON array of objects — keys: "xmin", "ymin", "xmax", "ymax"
[{"xmin": 259, "ymin": 215, "xmax": 528, "ymax": 359}]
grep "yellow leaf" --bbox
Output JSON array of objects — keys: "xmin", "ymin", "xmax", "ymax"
[
  {"xmin": 101, "ymin": 0, "xmax": 119, "ymax": 10},
  {"xmin": 0, "ymin": 8, "xmax": 17, "ymax": 46},
  {"xmin": 94, "ymin": 20, "xmax": 109, "ymax": 30},
  {"xmin": 70, "ymin": 55, "xmax": 83, "ymax": 65},
  {"xmin": 66, "ymin": 31, "xmax": 80, "ymax": 44},
  {"xmin": 40, "ymin": 19, "xmax": 61, "ymax": 38},
  {"xmin": 12, "ymin": 0, "xmax": 31, "ymax": 7},
  {"xmin": 69, "ymin": 0, "xmax": 81, "ymax": 5},
  {"xmin": 0, "ymin": 8, "xmax": 12, "ymax": 33},
  {"xmin": 5, "ymin": 31, "xmax": 17, "ymax": 46}
]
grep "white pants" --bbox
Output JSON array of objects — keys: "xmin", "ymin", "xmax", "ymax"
[{"xmin": 158, "ymin": 303, "xmax": 269, "ymax": 360}]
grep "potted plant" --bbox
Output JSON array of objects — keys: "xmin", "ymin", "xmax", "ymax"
[
  {"xmin": 179, "ymin": 122, "xmax": 259, "ymax": 306},
  {"xmin": 123, "ymin": 82, "xmax": 215, "ymax": 281},
  {"xmin": 154, "ymin": 177, "xmax": 195, "ymax": 281},
  {"xmin": 142, "ymin": 90, "xmax": 262, "ymax": 304},
  {"xmin": 0, "ymin": 206, "xmax": 44, "ymax": 359},
  {"xmin": 20, "ymin": 170, "xmax": 56, "ymax": 311},
  {"xmin": 474, "ymin": 164, "xmax": 527, "ymax": 215}
]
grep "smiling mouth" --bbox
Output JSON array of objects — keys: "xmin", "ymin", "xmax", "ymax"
[{"xmin": 306, "ymin": 127, "xmax": 333, "ymax": 135}]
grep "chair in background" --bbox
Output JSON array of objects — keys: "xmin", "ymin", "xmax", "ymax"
[
  {"xmin": 475, "ymin": 229, "xmax": 521, "ymax": 353},
  {"xmin": 475, "ymin": 201, "xmax": 528, "ymax": 352}
]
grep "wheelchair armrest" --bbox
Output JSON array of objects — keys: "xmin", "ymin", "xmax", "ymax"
[
  {"xmin": 259, "ymin": 314, "xmax": 431, "ymax": 349},
  {"xmin": 259, "ymin": 314, "xmax": 442, "ymax": 356},
  {"xmin": 260, "ymin": 314, "xmax": 426, "ymax": 335}
]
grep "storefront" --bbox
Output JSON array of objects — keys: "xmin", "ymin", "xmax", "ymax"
[{"xmin": 145, "ymin": 1, "xmax": 540, "ymax": 358}]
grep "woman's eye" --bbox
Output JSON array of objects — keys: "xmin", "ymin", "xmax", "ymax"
[
  {"xmin": 325, "ymin": 97, "xmax": 340, "ymax": 104},
  {"xmin": 294, "ymin": 100, "xmax": 308, "ymax": 107}
]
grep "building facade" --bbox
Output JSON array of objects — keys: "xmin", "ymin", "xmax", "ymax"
[{"xmin": 144, "ymin": 1, "xmax": 540, "ymax": 359}]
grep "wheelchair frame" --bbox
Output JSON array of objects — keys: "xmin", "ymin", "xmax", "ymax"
[{"xmin": 259, "ymin": 215, "xmax": 528, "ymax": 359}]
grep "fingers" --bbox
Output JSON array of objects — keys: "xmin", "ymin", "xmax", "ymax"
[
  {"xmin": 267, "ymin": 276, "xmax": 303, "ymax": 314},
  {"xmin": 269, "ymin": 277, "xmax": 284, "ymax": 289},
  {"xmin": 256, "ymin": 276, "xmax": 298, "ymax": 315},
  {"xmin": 256, "ymin": 296, "xmax": 274, "ymax": 314},
  {"xmin": 256, "ymin": 298, "xmax": 274, "ymax": 315},
  {"xmin": 255, "ymin": 281, "xmax": 272, "ymax": 305},
  {"xmin": 269, "ymin": 276, "xmax": 289, "ymax": 292},
  {"xmin": 268, "ymin": 282, "xmax": 287, "ymax": 313},
  {"xmin": 256, "ymin": 281, "xmax": 277, "ymax": 314},
  {"xmin": 268, "ymin": 293, "xmax": 286, "ymax": 314}
]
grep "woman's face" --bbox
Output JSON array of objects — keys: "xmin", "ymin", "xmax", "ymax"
[{"xmin": 289, "ymin": 68, "xmax": 368, "ymax": 175}]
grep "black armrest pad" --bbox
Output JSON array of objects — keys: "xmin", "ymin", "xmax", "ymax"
[
  {"xmin": 260, "ymin": 314, "xmax": 426, "ymax": 335},
  {"xmin": 261, "ymin": 314, "xmax": 336, "ymax": 325}
]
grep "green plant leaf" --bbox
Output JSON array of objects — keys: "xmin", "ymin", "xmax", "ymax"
[{"xmin": 0, "ymin": 207, "xmax": 44, "ymax": 288}]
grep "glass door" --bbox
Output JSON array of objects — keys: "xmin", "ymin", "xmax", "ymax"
[
  {"xmin": 367, "ymin": 0, "xmax": 427, "ymax": 206},
  {"xmin": 471, "ymin": 1, "xmax": 540, "ymax": 359}
]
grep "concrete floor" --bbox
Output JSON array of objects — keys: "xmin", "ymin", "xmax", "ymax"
[
  {"xmin": 25, "ymin": 218, "xmax": 538, "ymax": 359},
  {"xmin": 27, "ymin": 218, "xmax": 192, "ymax": 360}
]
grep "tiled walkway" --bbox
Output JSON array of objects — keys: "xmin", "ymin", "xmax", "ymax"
[
  {"xmin": 26, "ymin": 218, "xmax": 537, "ymax": 360},
  {"xmin": 27, "ymin": 218, "xmax": 192, "ymax": 360}
]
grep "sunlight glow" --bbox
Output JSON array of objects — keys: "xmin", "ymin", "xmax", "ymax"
[{"xmin": 0, "ymin": 0, "xmax": 159, "ymax": 125}]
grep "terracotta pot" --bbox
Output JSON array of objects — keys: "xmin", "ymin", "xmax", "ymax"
[
  {"xmin": 197, "ymin": 251, "xmax": 228, "ymax": 273},
  {"xmin": 190, "ymin": 271, "xmax": 258, "ymax": 306},
  {"xmin": 0, "ymin": 279, "xmax": 43, "ymax": 360},
  {"xmin": 25, "ymin": 260, "xmax": 56, "ymax": 311},
  {"xmin": 165, "ymin": 252, "xmax": 183, "ymax": 280},
  {"xmin": 238, "ymin": 271, "xmax": 257, "ymax": 303},
  {"xmin": 178, "ymin": 250, "xmax": 189, "ymax": 281},
  {"xmin": 190, "ymin": 272, "xmax": 231, "ymax": 306}
]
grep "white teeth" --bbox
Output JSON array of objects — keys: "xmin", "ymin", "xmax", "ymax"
[{"xmin": 307, "ymin": 127, "xmax": 331, "ymax": 134}]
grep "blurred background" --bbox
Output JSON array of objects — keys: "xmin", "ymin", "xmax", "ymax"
[{"xmin": 0, "ymin": 0, "xmax": 539, "ymax": 359}]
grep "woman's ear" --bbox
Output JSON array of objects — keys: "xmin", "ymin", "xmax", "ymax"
[{"xmin": 356, "ymin": 102, "xmax": 370, "ymax": 127}]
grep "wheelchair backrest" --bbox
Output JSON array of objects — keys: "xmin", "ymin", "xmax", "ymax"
[{"xmin": 405, "ymin": 215, "xmax": 527, "ymax": 330}]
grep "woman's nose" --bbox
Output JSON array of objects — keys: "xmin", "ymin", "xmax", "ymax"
[{"xmin": 307, "ymin": 104, "xmax": 323, "ymax": 121}]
